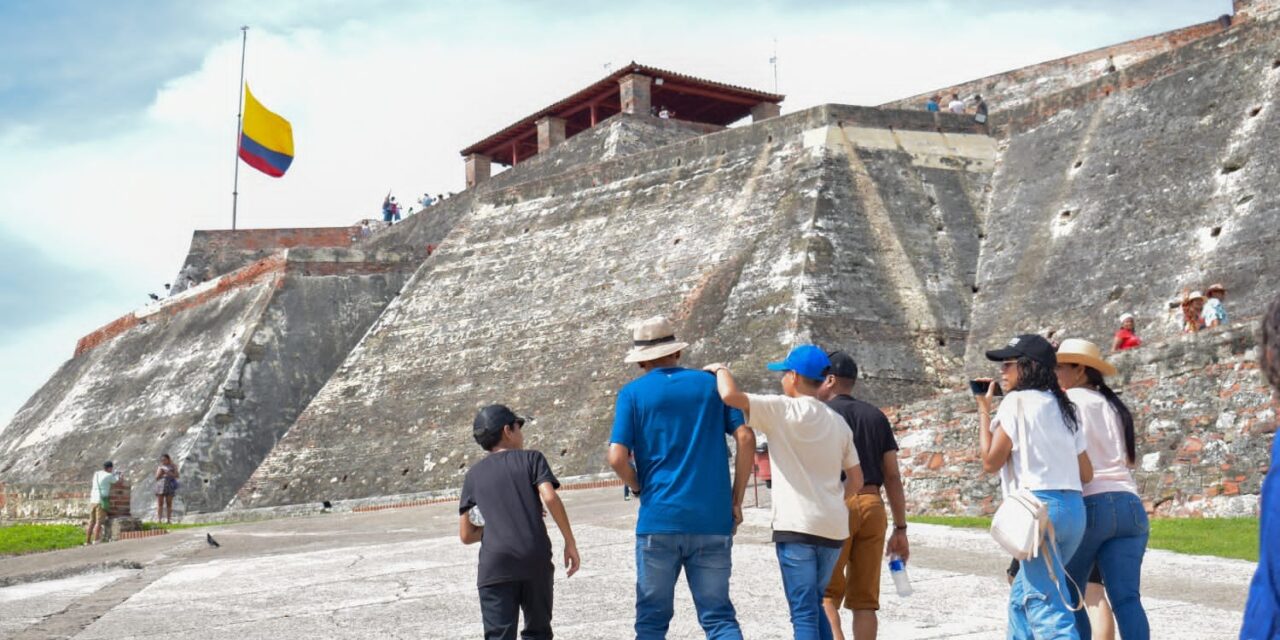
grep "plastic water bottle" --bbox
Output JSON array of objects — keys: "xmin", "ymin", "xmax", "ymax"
[
  {"xmin": 888, "ymin": 554, "xmax": 912, "ymax": 597},
  {"xmin": 468, "ymin": 506, "xmax": 485, "ymax": 527}
]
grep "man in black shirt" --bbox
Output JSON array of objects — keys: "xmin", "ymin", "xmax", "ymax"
[
  {"xmin": 460, "ymin": 404, "xmax": 580, "ymax": 640},
  {"xmin": 817, "ymin": 352, "xmax": 910, "ymax": 640}
]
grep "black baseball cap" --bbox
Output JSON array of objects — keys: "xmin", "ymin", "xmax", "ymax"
[
  {"xmin": 472, "ymin": 404, "xmax": 526, "ymax": 440},
  {"xmin": 823, "ymin": 350, "xmax": 859, "ymax": 379},
  {"xmin": 985, "ymin": 334, "xmax": 1057, "ymax": 369},
  {"xmin": 103, "ymin": 461, "xmax": 114, "ymax": 469}
]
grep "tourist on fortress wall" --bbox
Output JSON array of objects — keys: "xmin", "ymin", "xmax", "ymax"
[
  {"xmin": 976, "ymin": 334, "xmax": 1093, "ymax": 639},
  {"xmin": 1240, "ymin": 295, "xmax": 1280, "ymax": 639},
  {"xmin": 974, "ymin": 95, "xmax": 989, "ymax": 124},
  {"xmin": 1203, "ymin": 283, "xmax": 1229, "ymax": 328},
  {"xmin": 1056, "ymin": 339, "xmax": 1150, "ymax": 640},
  {"xmin": 153, "ymin": 453, "xmax": 180, "ymax": 524},
  {"xmin": 1112, "ymin": 314, "xmax": 1141, "ymax": 352},
  {"xmin": 948, "ymin": 93, "xmax": 966, "ymax": 114},
  {"xmin": 925, "ymin": 95, "xmax": 941, "ymax": 112},
  {"xmin": 86, "ymin": 461, "xmax": 121, "ymax": 545},
  {"xmin": 459, "ymin": 404, "xmax": 580, "ymax": 640},
  {"xmin": 607, "ymin": 316, "xmax": 753, "ymax": 639},
  {"xmin": 1181, "ymin": 290, "xmax": 1207, "ymax": 333},
  {"xmin": 816, "ymin": 351, "xmax": 909, "ymax": 640},
  {"xmin": 705, "ymin": 345, "xmax": 862, "ymax": 640}
]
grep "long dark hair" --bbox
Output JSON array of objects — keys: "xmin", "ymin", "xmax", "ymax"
[
  {"xmin": 1083, "ymin": 367, "xmax": 1136, "ymax": 463},
  {"xmin": 1263, "ymin": 296, "xmax": 1280, "ymax": 392},
  {"xmin": 1013, "ymin": 357, "xmax": 1078, "ymax": 431}
]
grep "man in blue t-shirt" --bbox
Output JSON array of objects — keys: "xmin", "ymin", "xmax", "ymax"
[
  {"xmin": 1241, "ymin": 296, "xmax": 1280, "ymax": 639},
  {"xmin": 608, "ymin": 315, "xmax": 754, "ymax": 640}
]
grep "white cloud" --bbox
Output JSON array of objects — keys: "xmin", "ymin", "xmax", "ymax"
[{"xmin": 0, "ymin": 1, "xmax": 1229, "ymax": 424}]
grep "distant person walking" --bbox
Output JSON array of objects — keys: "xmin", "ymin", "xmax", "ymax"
[
  {"xmin": 948, "ymin": 93, "xmax": 966, "ymax": 114},
  {"xmin": 1240, "ymin": 295, "xmax": 1280, "ymax": 639},
  {"xmin": 86, "ymin": 461, "xmax": 120, "ymax": 545},
  {"xmin": 974, "ymin": 95, "xmax": 989, "ymax": 124},
  {"xmin": 1056, "ymin": 339, "xmax": 1150, "ymax": 639},
  {"xmin": 706, "ymin": 345, "xmax": 862, "ymax": 640},
  {"xmin": 459, "ymin": 404, "xmax": 580, "ymax": 640},
  {"xmin": 976, "ymin": 334, "xmax": 1092, "ymax": 639},
  {"xmin": 925, "ymin": 95, "xmax": 941, "ymax": 112},
  {"xmin": 153, "ymin": 454, "xmax": 180, "ymax": 524},
  {"xmin": 607, "ymin": 316, "xmax": 754, "ymax": 640},
  {"xmin": 1203, "ymin": 283, "xmax": 1229, "ymax": 328},
  {"xmin": 816, "ymin": 351, "xmax": 909, "ymax": 640},
  {"xmin": 1112, "ymin": 313, "xmax": 1141, "ymax": 352}
]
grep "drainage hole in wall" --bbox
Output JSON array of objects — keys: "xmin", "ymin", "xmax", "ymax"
[
  {"xmin": 458, "ymin": 462, "xmax": 466, "ymax": 470},
  {"xmin": 977, "ymin": 232, "xmax": 986, "ymax": 239},
  {"xmin": 767, "ymin": 135, "xmax": 773, "ymax": 143},
  {"xmin": 1073, "ymin": 160, "xmax": 1083, "ymax": 169},
  {"xmin": 971, "ymin": 285, "xmax": 980, "ymax": 293},
  {"xmin": 676, "ymin": 158, "xmax": 682, "ymax": 166},
  {"xmin": 1060, "ymin": 210, "xmax": 1072, "ymax": 219},
  {"xmin": 282, "ymin": 482, "xmax": 289, "ymax": 490},
  {"xmin": 402, "ymin": 468, "xmax": 409, "ymax": 475},
  {"xmin": 203, "ymin": 479, "xmax": 210, "ymax": 484},
  {"xmin": 1237, "ymin": 194, "xmax": 1255, "ymax": 205},
  {"xmin": 1222, "ymin": 159, "xmax": 1246, "ymax": 174},
  {"xmin": 1273, "ymin": 59, "xmax": 1280, "ymax": 69},
  {"xmin": 341, "ymin": 475, "xmax": 348, "ymax": 482},
  {"xmin": 936, "ymin": 225, "xmax": 944, "ymax": 232},
  {"xmin": 1249, "ymin": 106, "xmax": 1262, "ymax": 117},
  {"xmin": 673, "ymin": 238, "xmax": 681, "ymax": 245},
  {"xmin": 1211, "ymin": 226, "xmax": 1223, "ymax": 237},
  {"xmin": 559, "ymin": 448, "xmax": 568, "ymax": 457},
  {"xmin": 936, "ymin": 337, "xmax": 947, "ymax": 347}
]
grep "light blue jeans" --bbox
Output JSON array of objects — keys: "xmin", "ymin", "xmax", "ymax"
[
  {"xmin": 776, "ymin": 542, "xmax": 842, "ymax": 640},
  {"xmin": 635, "ymin": 534, "xmax": 742, "ymax": 639},
  {"xmin": 1065, "ymin": 491, "xmax": 1150, "ymax": 640},
  {"xmin": 1008, "ymin": 490, "xmax": 1086, "ymax": 640}
]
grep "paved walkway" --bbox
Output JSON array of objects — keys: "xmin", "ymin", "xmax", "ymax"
[{"xmin": 0, "ymin": 485, "xmax": 1252, "ymax": 638}]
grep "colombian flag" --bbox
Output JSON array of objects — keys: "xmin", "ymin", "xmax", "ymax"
[{"xmin": 238, "ymin": 84, "xmax": 294, "ymax": 177}]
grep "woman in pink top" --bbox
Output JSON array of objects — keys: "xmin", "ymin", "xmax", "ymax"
[{"xmin": 1055, "ymin": 339, "xmax": 1149, "ymax": 640}]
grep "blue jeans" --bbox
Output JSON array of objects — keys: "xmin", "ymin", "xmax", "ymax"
[
  {"xmin": 1066, "ymin": 491, "xmax": 1150, "ymax": 640},
  {"xmin": 776, "ymin": 542, "xmax": 842, "ymax": 640},
  {"xmin": 1008, "ymin": 490, "xmax": 1086, "ymax": 640},
  {"xmin": 635, "ymin": 534, "xmax": 741, "ymax": 639}
]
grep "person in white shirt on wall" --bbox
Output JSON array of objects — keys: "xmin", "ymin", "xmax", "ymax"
[
  {"xmin": 976, "ymin": 334, "xmax": 1093, "ymax": 639},
  {"xmin": 87, "ymin": 461, "xmax": 121, "ymax": 545},
  {"xmin": 705, "ymin": 345, "xmax": 862, "ymax": 640}
]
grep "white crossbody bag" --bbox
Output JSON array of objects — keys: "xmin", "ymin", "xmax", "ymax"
[{"xmin": 989, "ymin": 397, "xmax": 1083, "ymax": 610}]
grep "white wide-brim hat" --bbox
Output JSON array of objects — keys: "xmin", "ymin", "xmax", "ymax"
[
  {"xmin": 623, "ymin": 315, "xmax": 689, "ymax": 364},
  {"xmin": 1056, "ymin": 338, "xmax": 1118, "ymax": 377}
]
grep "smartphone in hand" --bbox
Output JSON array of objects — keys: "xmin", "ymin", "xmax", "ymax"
[{"xmin": 969, "ymin": 379, "xmax": 1003, "ymax": 396}]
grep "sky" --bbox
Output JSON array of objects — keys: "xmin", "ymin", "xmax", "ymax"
[{"xmin": 0, "ymin": 0, "xmax": 1232, "ymax": 425}]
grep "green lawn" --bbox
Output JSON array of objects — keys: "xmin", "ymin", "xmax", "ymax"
[
  {"xmin": 910, "ymin": 516, "xmax": 1260, "ymax": 562},
  {"xmin": 0, "ymin": 524, "xmax": 85, "ymax": 555}
]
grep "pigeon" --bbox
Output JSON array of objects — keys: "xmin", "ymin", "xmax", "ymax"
[
  {"xmin": 148, "ymin": 293, "xmax": 160, "ymax": 301},
  {"xmin": 206, "ymin": 533, "xmax": 220, "ymax": 548}
]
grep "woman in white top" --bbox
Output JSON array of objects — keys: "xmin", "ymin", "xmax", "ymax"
[
  {"xmin": 1056, "ymin": 339, "xmax": 1150, "ymax": 640},
  {"xmin": 977, "ymin": 334, "xmax": 1093, "ymax": 639}
]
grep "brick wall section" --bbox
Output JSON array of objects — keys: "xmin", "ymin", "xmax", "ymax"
[
  {"xmin": 108, "ymin": 480, "xmax": 132, "ymax": 517},
  {"xmin": 882, "ymin": 19, "xmax": 1227, "ymax": 116},
  {"xmin": 891, "ymin": 326, "xmax": 1276, "ymax": 517},
  {"xmin": 0, "ymin": 482, "xmax": 91, "ymax": 522}
]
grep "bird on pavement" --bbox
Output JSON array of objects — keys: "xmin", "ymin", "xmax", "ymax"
[{"xmin": 206, "ymin": 533, "xmax": 220, "ymax": 548}]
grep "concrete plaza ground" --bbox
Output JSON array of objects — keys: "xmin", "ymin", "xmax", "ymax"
[{"xmin": 0, "ymin": 485, "xmax": 1253, "ymax": 639}]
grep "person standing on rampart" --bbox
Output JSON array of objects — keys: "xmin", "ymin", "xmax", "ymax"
[
  {"xmin": 1203, "ymin": 283, "xmax": 1229, "ymax": 328},
  {"xmin": 86, "ymin": 461, "xmax": 120, "ymax": 545},
  {"xmin": 154, "ymin": 453, "xmax": 180, "ymax": 524},
  {"xmin": 1241, "ymin": 294, "xmax": 1280, "ymax": 638},
  {"xmin": 817, "ymin": 351, "xmax": 908, "ymax": 640},
  {"xmin": 705, "ymin": 345, "xmax": 862, "ymax": 639},
  {"xmin": 607, "ymin": 315, "xmax": 754, "ymax": 640},
  {"xmin": 948, "ymin": 93, "xmax": 966, "ymax": 114},
  {"xmin": 1112, "ymin": 313, "xmax": 1141, "ymax": 352}
]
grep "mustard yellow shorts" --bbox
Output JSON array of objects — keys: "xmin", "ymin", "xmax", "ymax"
[{"xmin": 823, "ymin": 493, "xmax": 888, "ymax": 610}]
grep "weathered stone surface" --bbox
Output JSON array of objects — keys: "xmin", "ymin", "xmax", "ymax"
[
  {"xmin": 0, "ymin": 249, "xmax": 415, "ymax": 517},
  {"xmin": 234, "ymin": 105, "xmax": 991, "ymax": 509}
]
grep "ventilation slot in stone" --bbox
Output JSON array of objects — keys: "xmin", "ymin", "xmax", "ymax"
[
  {"xmin": 1273, "ymin": 59, "xmax": 1280, "ymax": 69},
  {"xmin": 675, "ymin": 158, "xmax": 682, "ymax": 167},
  {"xmin": 1237, "ymin": 194, "xmax": 1255, "ymax": 205},
  {"xmin": 936, "ymin": 337, "xmax": 947, "ymax": 347},
  {"xmin": 559, "ymin": 448, "xmax": 568, "ymax": 457},
  {"xmin": 1211, "ymin": 226, "xmax": 1223, "ymax": 237},
  {"xmin": 1249, "ymin": 106, "xmax": 1262, "ymax": 117},
  {"xmin": 1073, "ymin": 160, "xmax": 1083, "ymax": 169},
  {"xmin": 767, "ymin": 135, "xmax": 773, "ymax": 143},
  {"xmin": 971, "ymin": 285, "xmax": 980, "ymax": 293},
  {"xmin": 1060, "ymin": 210, "xmax": 1072, "ymax": 219},
  {"xmin": 673, "ymin": 238, "xmax": 681, "ymax": 245},
  {"xmin": 1221, "ymin": 159, "xmax": 1247, "ymax": 174}
]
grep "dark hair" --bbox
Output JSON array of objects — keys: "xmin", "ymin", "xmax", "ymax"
[
  {"xmin": 1263, "ymin": 296, "xmax": 1280, "ymax": 391},
  {"xmin": 160, "ymin": 453, "xmax": 171, "ymax": 461},
  {"xmin": 1084, "ymin": 367, "xmax": 1136, "ymax": 463},
  {"xmin": 1013, "ymin": 357, "xmax": 1078, "ymax": 431},
  {"xmin": 474, "ymin": 426, "xmax": 505, "ymax": 451}
]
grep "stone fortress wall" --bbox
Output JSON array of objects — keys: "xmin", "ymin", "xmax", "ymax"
[{"xmin": 1, "ymin": 1, "xmax": 1277, "ymax": 521}]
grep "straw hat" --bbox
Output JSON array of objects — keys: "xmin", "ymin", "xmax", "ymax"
[
  {"xmin": 1206, "ymin": 283, "xmax": 1226, "ymax": 295},
  {"xmin": 1055, "ymin": 338, "xmax": 1118, "ymax": 377},
  {"xmin": 623, "ymin": 316, "xmax": 689, "ymax": 363},
  {"xmin": 1186, "ymin": 290, "xmax": 1206, "ymax": 302}
]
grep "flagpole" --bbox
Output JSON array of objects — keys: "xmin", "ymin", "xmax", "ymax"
[{"xmin": 232, "ymin": 25, "xmax": 249, "ymax": 230}]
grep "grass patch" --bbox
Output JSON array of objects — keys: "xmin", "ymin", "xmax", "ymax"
[
  {"xmin": 0, "ymin": 524, "xmax": 85, "ymax": 555},
  {"xmin": 910, "ymin": 515, "xmax": 1259, "ymax": 561}
]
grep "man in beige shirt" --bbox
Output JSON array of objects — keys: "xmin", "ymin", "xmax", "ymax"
[{"xmin": 705, "ymin": 345, "xmax": 862, "ymax": 638}]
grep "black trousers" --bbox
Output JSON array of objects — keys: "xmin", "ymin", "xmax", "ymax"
[{"xmin": 478, "ymin": 572, "xmax": 554, "ymax": 639}]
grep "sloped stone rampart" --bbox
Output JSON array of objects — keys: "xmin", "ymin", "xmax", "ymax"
[
  {"xmin": 233, "ymin": 105, "xmax": 993, "ymax": 509},
  {"xmin": 893, "ymin": 325, "xmax": 1276, "ymax": 517}
]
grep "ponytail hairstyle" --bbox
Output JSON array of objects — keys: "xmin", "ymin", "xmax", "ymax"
[
  {"xmin": 1085, "ymin": 367, "xmax": 1136, "ymax": 463},
  {"xmin": 1013, "ymin": 356, "xmax": 1079, "ymax": 432}
]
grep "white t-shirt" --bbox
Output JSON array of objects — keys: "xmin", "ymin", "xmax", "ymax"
[
  {"xmin": 991, "ymin": 390, "xmax": 1087, "ymax": 495},
  {"xmin": 948, "ymin": 99, "xmax": 966, "ymax": 113},
  {"xmin": 89, "ymin": 470, "xmax": 119, "ymax": 505},
  {"xmin": 1068, "ymin": 388, "xmax": 1139, "ymax": 497},
  {"xmin": 746, "ymin": 393, "xmax": 859, "ymax": 541}
]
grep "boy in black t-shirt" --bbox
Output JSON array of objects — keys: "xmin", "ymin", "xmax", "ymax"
[{"xmin": 460, "ymin": 404, "xmax": 580, "ymax": 640}]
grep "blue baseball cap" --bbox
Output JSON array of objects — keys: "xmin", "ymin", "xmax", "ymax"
[{"xmin": 766, "ymin": 345, "xmax": 831, "ymax": 381}]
